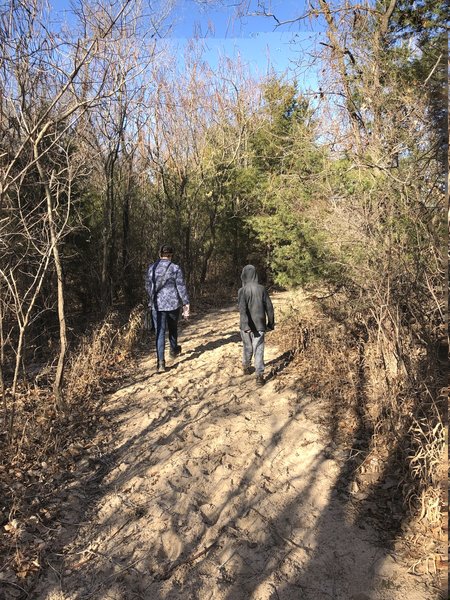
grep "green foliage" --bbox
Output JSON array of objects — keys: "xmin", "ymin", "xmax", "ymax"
[
  {"xmin": 249, "ymin": 211, "xmax": 341, "ymax": 287},
  {"xmin": 388, "ymin": 0, "xmax": 447, "ymax": 41},
  {"xmin": 243, "ymin": 77, "xmax": 342, "ymax": 287},
  {"xmin": 251, "ymin": 78, "xmax": 312, "ymax": 174}
]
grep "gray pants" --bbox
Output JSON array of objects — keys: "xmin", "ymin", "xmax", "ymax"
[{"xmin": 241, "ymin": 330, "xmax": 265, "ymax": 374}]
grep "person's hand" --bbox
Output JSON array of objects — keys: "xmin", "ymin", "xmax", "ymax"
[{"xmin": 182, "ymin": 304, "xmax": 190, "ymax": 319}]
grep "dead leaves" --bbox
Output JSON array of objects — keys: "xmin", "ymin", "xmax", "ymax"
[
  {"xmin": 1, "ymin": 519, "xmax": 42, "ymax": 582},
  {"xmin": 0, "ymin": 385, "xmax": 114, "ymax": 588}
]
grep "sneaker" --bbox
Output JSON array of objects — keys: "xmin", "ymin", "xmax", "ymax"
[
  {"xmin": 157, "ymin": 361, "xmax": 166, "ymax": 373},
  {"xmin": 242, "ymin": 364, "xmax": 251, "ymax": 375},
  {"xmin": 255, "ymin": 374, "xmax": 264, "ymax": 387},
  {"xmin": 169, "ymin": 345, "xmax": 181, "ymax": 358}
]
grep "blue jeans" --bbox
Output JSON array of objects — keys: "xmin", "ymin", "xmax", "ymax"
[
  {"xmin": 152, "ymin": 308, "xmax": 180, "ymax": 363},
  {"xmin": 241, "ymin": 330, "xmax": 265, "ymax": 374}
]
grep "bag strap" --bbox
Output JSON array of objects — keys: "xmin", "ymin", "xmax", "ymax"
[{"xmin": 152, "ymin": 260, "xmax": 172, "ymax": 304}]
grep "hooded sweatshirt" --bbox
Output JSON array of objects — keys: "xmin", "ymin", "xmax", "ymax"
[{"xmin": 238, "ymin": 265, "xmax": 275, "ymax": 333}]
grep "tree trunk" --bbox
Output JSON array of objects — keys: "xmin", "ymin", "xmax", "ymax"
[
  {"xmin": 35, "ymin": 158, "xmax": 68, "ymax": 408},
  {"xmin": 122, "ymin": 188, "xmax": 131, "ymax": 300},
  {"xmin": 9, "ymin": 325, "xmax": 25, "ymax": 437},
  {"xmin": 200, "ymin": 211, "xmax": 217, "ymax": 285},
  {"xmin": 122, "ymin": 156, "xmax": 134, "ymax": 304},
  {"xmin": 184, "ymin": 225, "xmax": 192, "ymax": 285},
  {"xmin": 317, "ymin": 0, "xmax": 365, "ymax": 150},
  {"xmin": 0, "ymin": 296, "xmax": 6, "ymax": 427},
  {"xmin": 50, "ymin": 236, "xmax": 67, "ymax": 408},
  {"xmin": 200, "ymin": 241, "xmax": 215, "ymax": 286},
  {"xmin": 102, "ymin": 151, "xmax": 118, "ymax": 310}
]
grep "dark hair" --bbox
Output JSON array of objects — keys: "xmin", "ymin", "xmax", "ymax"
[{"xmin": 159, "ymin": 244, "xmax": 174, "ymax": 256}]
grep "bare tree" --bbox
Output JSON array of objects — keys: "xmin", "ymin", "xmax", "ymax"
[
  {"xmin": 0, "ymin": 0, "xmax": 174, "ymax": 425},
  {"xmin": 76, "ymin": 0, "xmax": 174, "ymax": 309},
  {"xmin": 142, "ymin": 46, "xmax": 258, "ymax": 288}
]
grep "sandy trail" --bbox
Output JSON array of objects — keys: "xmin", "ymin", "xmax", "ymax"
[{"xmin": 33, "ymin": 293, "xmax": 434, "ymax": 600}]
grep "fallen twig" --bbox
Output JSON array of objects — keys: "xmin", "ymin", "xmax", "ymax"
[
  {"xmin": 153, "ymin": 539, "xmax": 219, "ymax": 582},
  {"xmin": 0, "ymin": 580, "xmax": 29, "ymax": 596},
  {"xmin": 250, "ymin": 507, "xmax": 311, "ymax": 553}
]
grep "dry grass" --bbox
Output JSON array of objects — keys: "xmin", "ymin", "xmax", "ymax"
[
  {"xmin": 274, "ymin": 288, "xmax": 447, "ymax": 580},
  {"xmin": 273, "ymin": 289, "xmax": 361, "ymax": 439},
  {"xmin": 0, "ymin": 306, "xmax": 145, "ymax": 588},
  {"xmin": 64, "ymin": 306, "xmax": 144, "ymax": 406}
]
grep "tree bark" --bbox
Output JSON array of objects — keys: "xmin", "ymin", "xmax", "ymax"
[
  {"xmin": 101, "ymin": 151, "xmax": 118, "ymax": 310},
  {"xmin": 0, "ymin": 292, "xmax": 6, "ymax": 427},
  {"xmin": 317, "ymin": 0, "xmax": 365, "ymax": 150},
  {"xmin": 35, "ymin": 157, "xmax": 68, "ymax": 408}
]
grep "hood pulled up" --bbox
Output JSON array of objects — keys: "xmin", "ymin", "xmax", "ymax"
[{"xmin": 241, "ymin": 264, "xmax": 258, "ymax": 285}]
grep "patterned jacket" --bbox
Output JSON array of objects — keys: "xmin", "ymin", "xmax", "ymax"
[{"xmin": 145, "ymin": 259, "xmax": 189, "ymax": 311}]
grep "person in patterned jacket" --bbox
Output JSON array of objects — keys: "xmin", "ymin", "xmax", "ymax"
[{"xmin": 145, "ymin": 244, "xmax": 190, "ymax": 373}]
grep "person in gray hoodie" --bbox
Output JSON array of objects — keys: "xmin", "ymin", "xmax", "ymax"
[{"xmin": 238, "ymin": 265, "xmax": 275, "ymax": 386}]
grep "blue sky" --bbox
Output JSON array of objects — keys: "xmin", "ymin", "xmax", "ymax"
[
  {"xmin": 49, "ymin": 0, "xmax": 322, "ymax": 89},
  {"xmin": 172, "ymin": 0, "xmax": 308, "ymax": 38},
  {"xmin": 170, "ymin": 0, "xmax": 321, "ymax": 86}
]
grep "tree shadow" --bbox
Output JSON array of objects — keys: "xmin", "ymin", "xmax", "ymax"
[
  {"xmin": 350, "ymin": 347, "xmax": 447, "ymax": 595},
  {"xmin": 176, "ymin": 333, "xmax": 242, "ymax": 365},
  {"xmin": 26, "ymin": 301, "xmax": 437, "ymax": 600},
  {"xmin": 315, "ymin": 300, "xmax": 447, "ymax": 593},
  {"xmin": 216, "ymin": 346, "xmax": 433, "ymax": 600},
  {"xmin": 265, "ymin": 350, "xmax": 295, "ymax": 382},
  {"xmin": 28, "ymin": 351, "xmax": 246, "ymax": 598}
]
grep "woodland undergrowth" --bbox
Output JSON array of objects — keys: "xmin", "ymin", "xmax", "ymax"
[
  {"xmin": 0, "ymin": 308, "xmax": 144, "ymax": 592},
  {"xmin": 273, "ymin": 290, "xmax": 447, "ymax": 586}
]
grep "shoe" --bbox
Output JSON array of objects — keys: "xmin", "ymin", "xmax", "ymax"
[
  {"xmin": 242, "ymin": 365, "xmax": 251, "ymax": 375},
  {"xmin": 255, "ymin": 374, "xmax": 264, "ymax": 387},
  {"xmin": 169, "ymin": 345, "xmax": 181, "ymax": 358},
  {"xmin": 157, "ymin": 361, "xmax": 166, "ymax": 373}
]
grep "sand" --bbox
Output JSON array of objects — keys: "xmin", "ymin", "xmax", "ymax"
[{"xmin": 31, "ymin": 293, "xmax": 435, "ymax": 600}]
